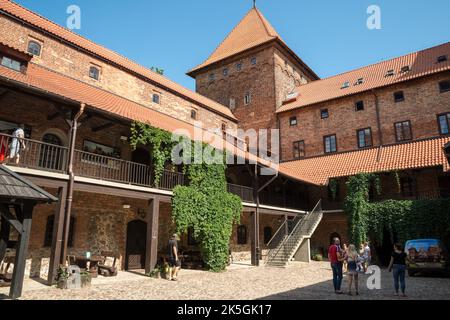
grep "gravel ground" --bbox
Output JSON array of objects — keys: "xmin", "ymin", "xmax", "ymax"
[{"xmin": 1, "ymin": 261, "xmax": 449, "ymax": 300}]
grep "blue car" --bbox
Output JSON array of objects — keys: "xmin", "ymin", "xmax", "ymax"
[{"xmin": 405, "ymin": 239, "xmax": 449, "ymax": 276}]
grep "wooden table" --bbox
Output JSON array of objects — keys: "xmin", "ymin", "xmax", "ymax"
[{"xmin": 74, "ymin": 256, "xmax": 104, "ymax": 278}]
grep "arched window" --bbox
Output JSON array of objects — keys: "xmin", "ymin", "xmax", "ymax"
[
  {"xmin": 39, "ymin": 133, "xmax": 64, "ymax": 171},
  {"xmin": 237, "ymin": 225, "xmax": 247, "ymax": 245},
  {"xmin": 44, "ymin": 215, "xmax": 75, "ymax": 248},
  {"xmin": 263, "ymin": 227, "xmax": 273, "ymax": 245},
  {"xmin": 27, "ymin": 40, "xmax": 41, "ymax": 56}
]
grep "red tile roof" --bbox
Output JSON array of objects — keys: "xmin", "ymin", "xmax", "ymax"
[
  {"xmin": 278, "ymin": 42, "xmax": 450, "ymax": 113},
  {"xmin": 0, "ymin": 62, "xmax": 301, "ymax": 183},
  {"xmin": 0, "ymin": 0, "xmax": 236, "ymax": 121},
  {"xmin": 279, "ymin": 137, "xmax": 450, "ymax": 186},
  {"xmin": 187, "ymin": 8, "xmax": 318, "ymax": 79}
]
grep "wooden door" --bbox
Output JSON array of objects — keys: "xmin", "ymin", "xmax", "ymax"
[{"xmin": 125, "ymin": 220, "xmax": 147, "ymax": 270}]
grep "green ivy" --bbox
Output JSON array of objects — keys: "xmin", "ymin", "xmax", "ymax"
[
  {"xmin": 130, "ymin": 122, "xmax": 242, "ymax": 272},
  {"xmin": 130, "ymin": 122, "xmax": 176, "ymax": 186},
  {"xmin": 345, "ymin": 173, "xmax": 450, "ymax": 248}
]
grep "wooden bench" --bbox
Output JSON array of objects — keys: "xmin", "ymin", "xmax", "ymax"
[{"xmin": 98, "ymin": 251, "xmax": 119, "ymax": 277}]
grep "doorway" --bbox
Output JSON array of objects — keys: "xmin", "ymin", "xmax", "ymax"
[{"xmin": 125, "ymin": 220, "xmax": 147, "ymax": 270}]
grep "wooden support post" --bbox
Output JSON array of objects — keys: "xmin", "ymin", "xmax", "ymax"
[
  {"xmin": 47, "ymin": 186, "xmax": 67, "ymax": 285},
  {"xmin": 0, "ymin": 215, "xmax": 11, "ymax": 263},
  {"xmin": 284, "ymin": 214, "xmax": 289, "ymax": 237},
  {"xmin": 10, "ymin": 202, "xmax": 34, "ymax": 299},
  {"xmin": 145, "ymin": 198, "xmax": 160, "ymax": 274},
  {"xmin": 250, "ymin": 165, "xmax": 260, "ymax": 266}
]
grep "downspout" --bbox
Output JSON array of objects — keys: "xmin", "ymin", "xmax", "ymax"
[
  {"xmin": 61, "ymin": 103, "xmax": 85, "ymax": 265},
  {"xmin": 371, "ymin": 89, "xmax": 384, "ymax": 161}
]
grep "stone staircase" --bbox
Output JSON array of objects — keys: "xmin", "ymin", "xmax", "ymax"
[{"xmin": 265, "ymin": 200, "xmax": 323, "ymax": 267}]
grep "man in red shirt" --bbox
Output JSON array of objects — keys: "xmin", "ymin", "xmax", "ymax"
[{"xmin": 329, "ymin": 237, "xmax": 344, "ymax": 294}]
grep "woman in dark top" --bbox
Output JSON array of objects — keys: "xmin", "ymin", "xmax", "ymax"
[{"xmin": 388, "ymin": 243, "xmax": 408, "ymax": 297}]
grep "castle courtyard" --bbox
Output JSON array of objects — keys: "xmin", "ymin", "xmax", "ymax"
[{"xmin": 2, "ymin": 261, "xmax": 449, "ymax": 300}]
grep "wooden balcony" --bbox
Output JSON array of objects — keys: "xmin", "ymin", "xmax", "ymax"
[{"xmin": 0, "ymin": 133, "xmax": 184, "ymax": 191}]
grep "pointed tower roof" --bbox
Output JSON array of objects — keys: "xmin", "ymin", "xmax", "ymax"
[{"xmin": 188, "ymin": 7, "xmax": 318, "ymax": 79}]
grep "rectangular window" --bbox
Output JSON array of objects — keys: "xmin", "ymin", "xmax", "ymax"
[
  {"xmin": 251, "ymin": 57, "xmax": 257, "ymax": 65},
  {"xmin": 395, "ymin": 121, "xmax": 412, "ymax": 142},
  {"xmin": 209, "ymin": 73, "xmax": 215, "ymax": 81},
  {"xmin": 341, "ymin": 81, "xmax": 350, "ymax": 89},
  {"xmin": 152, "ymin": 93, "xmax": 160, "ymax": 104},
  {"xmin": 229, "ymin": 98, "xmax": 236, "ymax": 110},
  {"xmin": 191, "ymin": 109, "xmax": 197, "ymax": 120},
  {"xmin": 394, "ymin": 91, "xmax": 405, "ymax": 102},
  {"xmin": 236, "ymin": 63, "xmax": 242, "ymax": 71},
  {"xmin": 357, "ymin": 128, "xmax": 372, "ymax": 148},
  {"xmin": 355, "ymin": 101, "xmax": 364, "ymax": 111},
  {"xmin": 289, "ymin": 116, "xmax": 297, "ymax": 126},
  {"xmin": 401, "ymin": 65, "xmax": 411, "ymax": 73},
  {"xmin": 355, "ymin": 78, "xmax": 364, "ymax": 85},
  {"xmin": 1, "ymin": 56, "xmax": 22, "ymax": 72},
  {"xmin": 324, "ymin": 135, "xmax": 337, "ymax": 154},
  {"xmin": 321, "ymin": 109, "xmax": 329, "ymax": 119},
  {"xmin": 437, "ymin": 55, "xmax": 447, "ymax": 63},
  {"xmin": 223, "ymin": 68, "xmax": 228, "ymax": 76},
  {"xmin": 439, "ymin": 80, "xmax": 450, "ymax": 93},
  {"xmin": 385, "ymin": 69, "xmax": 395, "ymax": 77},
  {"xmin": 293, "ymin": 140, "xmax": 305, "ymax": 159},
  {"xmin": 244, "ymin": 93, "xmax": 251, "ymax": 105},
  {"xmin": 89, "ymin": 65, "xmax": 100, "ymax": 80},
  {"xmin": 438, "ymin": 113, "xmax": 450, "ymax": 135}
]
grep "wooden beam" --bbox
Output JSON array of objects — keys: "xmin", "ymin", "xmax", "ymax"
[
  {"xmin": 145, "ymin": 199, "xmax": 160, "ymax": 274},
  {"xmin": 0, "ymin": 204, "xmax": 23, "ymax": 234},
  {"xmin": 91, "ymin": 122, "xmax": 115, "ymax": 133},
  {"xmin": 0, "ymin": 216, "xmax": 11, "ymax": 263},
  {"xmin": 9, "ymin": 201, "xmax": 34, "ymax": 299},
  {"xmin": 47, "ymin": 187, "xmax": 67, "ymax": 285}
]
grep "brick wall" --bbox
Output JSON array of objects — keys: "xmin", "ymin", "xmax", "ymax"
[
  {"xmin": 279, "ymin": 72, "xmax": 450, "ymax": 160},
  {"xmin": 0, "ymin": 14, "xmax": 236, "ymax": 131}
]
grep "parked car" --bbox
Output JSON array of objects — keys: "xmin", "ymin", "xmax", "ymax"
[{"xmin": 405, "ymin": 239, "xmax": 449, "ymax": 276}]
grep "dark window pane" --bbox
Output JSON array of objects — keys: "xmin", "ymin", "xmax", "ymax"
[
  {"xmin": 89, "ymin": 66, "xmax": 100, "ymax": 80},
  {"xmin": 321, "ymin": 109, "xmax": 329, "ymax": 119},
  {"xmin": 153, "ymin": 94, "xmax": 160, "ymax": 104},
  {"xmin": 237, "ymin": 225, "xmax": 247, "ymax": 245},
  {"xmin": 439, "ymin": 114, "xmax": 449, "ymax": 134},
  {"xmin": 394, "ymin": 91, "xmax": 405, "ymax": 102},
  {"xmin": 355, "ymin": 101, "xmax": 364, "ymax": 111},
  {"xmin": 439, "ymin": 81, "xmax": 450, "ymax": 93},
  {"xmin": 289, "ymin": 116, "xmax": 297, "ymax": 126},
  {"xmin": 263, "ymin": 227, "xmax": 272, "ymax": 244},
  {"xmin": 1, "ymin": 57, "xmax": 21, "ymax": 71}
]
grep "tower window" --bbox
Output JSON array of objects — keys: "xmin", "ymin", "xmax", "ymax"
[
  {"xmin": 324, "ymin": 135, "xmax": 337, "ymax": 154},
  {"xmin": 236, "ymin": 63, "xmax": 242, "ymax": 71},
  {"xmin": 293, "ymin": 140, "xmax": 305, "ymax": 159},
  {"xmin": 209, "ymin": 73, "xmax": 215, "ymax": 81},
  {"xmin": 229, "ymin": 98, "xmax": 236, "ymax": 110},
  {"xmin": 223, "ymin": 68, "xmax": 229, "ymax": 76},
  {"xmin": 244, "ymin": 93, "xmax": 251, "ymax": 105},
  {"xmin": 0, "ymin": 56, "xmax": 23, "ymax": 72},
  {"xmin": 355, "ymin": 101, "xmax": 365, "ymax": 111},
  {"xmin": 289, "ymin": 116, "xmax": 297, "ymax": 126},
  {"xmin": 395, "ymin": 121, "xmax": 412, "ymax": 142},
  {"xmin": 321, "ymin": 109, "xmax": 329, "ymax": 119},
  {"xmin": 394, "ymin": 91, "xmax": 405, "ymax": 102},
  {"xmin": 357, "ymin": 128, "xmax": 372, "ymax": 148},
  {"xmin": 27, "ymin": 40, "xmax": 41, "ymax": 56},
  {"xmin": 251, "ymin": 57, "xmax": 257, "ymax": 65}
]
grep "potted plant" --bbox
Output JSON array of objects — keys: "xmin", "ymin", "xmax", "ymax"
[
  {"xmin": 56, "ymin": 266, "xmax": 69, "ymax": 289},
  {"xmin": 147, "ymin": 266, "xmax": 161, "ymax": 279},
  {"xmin": 311, "ymin": 249, "xmax": 323, "ymax": 261},
  {"xmin": 160, "ymin": 264, "xmax": 170, "ymax": 279},
  {"xmin": 80, "ymin": 271, "xmax": 92, "ymax": 288}
]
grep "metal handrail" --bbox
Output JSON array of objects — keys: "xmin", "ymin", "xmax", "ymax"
[{"xmin": 266, "ymin": 199, "xmax": 322, "ymax": 264}]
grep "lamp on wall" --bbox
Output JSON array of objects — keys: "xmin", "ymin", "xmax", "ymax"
[
  {"xmin": 122, "ymin": 204, "xmax": 131, "ymax": 209},
  {"xmin": 138, "ymin": 208, "xmax": 147, "ymax": 219}
]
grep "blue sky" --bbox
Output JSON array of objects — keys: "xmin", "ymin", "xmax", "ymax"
[{"xmin": 16, "ymin": 0, "xmax": 450, "ymax": 89}]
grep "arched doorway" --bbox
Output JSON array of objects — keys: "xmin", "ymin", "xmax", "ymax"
[
  {"xmin": 39, "ymin": 133, "xmax": 63, "ymax": 171},
  {"xmin": 125, "ymin": 220, "xmax": 147, "ymax": 270}
]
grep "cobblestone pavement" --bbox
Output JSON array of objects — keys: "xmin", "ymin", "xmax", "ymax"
[{"xmin": 1, "ymin": 261, "xmax": 449, "ymax": 300}]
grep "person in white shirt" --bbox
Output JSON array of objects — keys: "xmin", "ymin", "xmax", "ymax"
[{"xmin": 6, "ymin": 125, "xmax": 26, "ymax": 164}]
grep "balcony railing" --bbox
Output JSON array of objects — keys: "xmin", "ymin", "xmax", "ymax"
[
  {"xmin": 227, "ymin": 183, "xmax": 254, "ymax": 202},
  {"xmin": 0, "ymin": 133, "xmax": 68, "ymax": 173}
]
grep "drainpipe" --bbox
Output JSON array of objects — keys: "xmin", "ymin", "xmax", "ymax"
[
  {"xmin": 61, "ymin": 103, "xmax": 85, "ymax": 265},
  {"xmin": 371, "ymin": 90, "xmax": 384, "ymax": 161}
]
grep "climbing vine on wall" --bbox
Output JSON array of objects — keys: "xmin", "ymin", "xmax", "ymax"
[
  {"xmin": 130, "ymin": 121, "xmax": 242, "ymax": 272},
  {"xmin": 345, "ymin": 173, "xmax": 450, "ymax": 247},
  {"xmin": 130, "ymin": 122, "xmax": 176, "ymax": 186}
]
